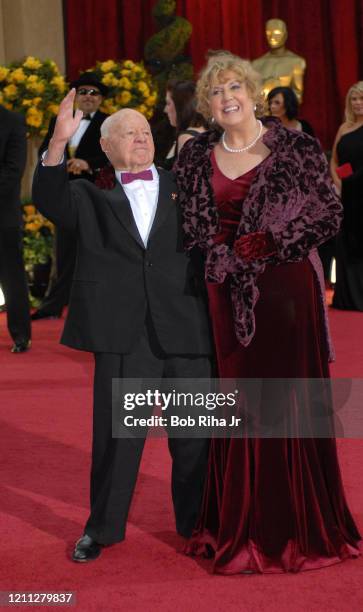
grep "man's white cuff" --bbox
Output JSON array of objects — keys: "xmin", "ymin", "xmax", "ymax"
[{"xmin": 41, "ymin": 150, "xmax": 64, "ymax": 166}]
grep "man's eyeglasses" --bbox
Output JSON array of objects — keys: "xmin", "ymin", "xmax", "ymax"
[{"xmin": 77, "ymin": 88, "xmax": 101, "ymax": 96}]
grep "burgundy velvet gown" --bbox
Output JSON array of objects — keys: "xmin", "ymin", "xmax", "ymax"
[{"xmin": 186, "ymin": 152, "xmax": 361, "ymax": 574}]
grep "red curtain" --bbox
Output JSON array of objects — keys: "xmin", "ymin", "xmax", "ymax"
[
  {"xmin": 179, "ymin": 0, "xmax": 266, "ymax": 72},
  {"xmin": 64, "ymin": 0, "xmax": 264, "ymax": 76},
  {"xmin": 64, "ymin": 0, "xmax": 363, "ymax": 148}
]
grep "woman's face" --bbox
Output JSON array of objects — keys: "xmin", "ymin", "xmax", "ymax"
[
  {"xmin": 269, "ymin": 93, "xmax": 286, "ymax": 118},
  {"xmin": 208, "ymin": 71, "xmax": 255, "ymax": 130},
  {"xmin": 164, "ymin": 91, "xmax": 177, "ymax": 127},
  {"xmin": 350, "ymin": 92, "xmax": 363, "ymax": 119}
]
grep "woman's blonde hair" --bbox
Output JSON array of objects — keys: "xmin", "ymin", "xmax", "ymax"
[
  {"xmin": 196, "ymin": 50, "xmax": 265, "ymax": 121},
  {"xmin": 345, "ymin": 81, "xmax": 363, "ymax": 124}
]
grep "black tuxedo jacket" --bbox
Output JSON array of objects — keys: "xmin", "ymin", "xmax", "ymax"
[
  {"xmin": 0, "ymin": 106, "xmax": 27, "ymax": 227},
  {"xmin": 32, "ymin": 163, "xmax": 212, "ymax": 355},
  {"xmin": 39, "ymin": 110, "xmax": 108, "ymax": 181}
]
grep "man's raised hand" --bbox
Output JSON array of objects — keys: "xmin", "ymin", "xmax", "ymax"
[
  {"xmin": 44, "ymin": 89, "xmax": 83, "ymax": 166},
  {"xmin": 53, "ymin": 89, "xmax": 83, "ymax": 142}
]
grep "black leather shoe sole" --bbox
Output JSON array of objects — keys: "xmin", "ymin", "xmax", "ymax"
[
  {"xmin": 72, "ymin": 534, "xmax": 102, "ymax": 563},
  {"xmin": 11, "ymin": 340, "xmax": 32, "ymax": 353}
]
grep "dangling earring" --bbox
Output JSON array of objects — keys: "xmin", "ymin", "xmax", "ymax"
[
  {"xmin": 254, "ymin": 104, "xmax": 257, "ymax": 112},
  {"xmin": 211, "ymin": 117, "xmax": 215, "ymax": 123}
]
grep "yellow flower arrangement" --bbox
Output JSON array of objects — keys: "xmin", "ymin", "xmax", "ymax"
[
  {"xmin": 3, "ymin": 84, "xmax": 18, "ymax": 99},
  {"xmin": 9, "ymin": 68, "xmax": 26, "ymax": 83},
  {"xmin": 26, "ymin": 107, "xmax": 43, "ymax": 128},
  {"xmin": 0, "ymin": 66, "xmax": 9, "ymax": 81},
  {"xmin": 90, "ymin": 59, "xmax": 158, "ymax": 119},
  {"xmin": 23, "ymin": 57, "xmax": 42, "ymax": 70},
  {"xmin": 0, "ymin": 56, "xmax": 67, "ymax": 137},
  {"xmin": 22, "ymin": 202, "xmax": 54, "ymax": 269},
  {"xmin": 99, "ymin": 60, "xmax": 117, "ymax": 73}
]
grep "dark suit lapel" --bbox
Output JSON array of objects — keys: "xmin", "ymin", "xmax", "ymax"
[
  {"xmin": 149, "ymin": 171, "xmax": 176, "ymax": 240},
  {"xmin": 104, "ymin": 181, "xmax": 145, "ymax": 249}
]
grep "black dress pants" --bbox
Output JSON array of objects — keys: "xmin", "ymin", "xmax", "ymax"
[
  {"xmin": 0, "ymin": 227, "xmax": 31, "ymax": 343},
  {"xmin": 84, "ymin": 322, "xmax": 211, "ymax": 544},
  {"xmin": 38, "ymin": 227, "xmax": 76, "ymax": 316}
]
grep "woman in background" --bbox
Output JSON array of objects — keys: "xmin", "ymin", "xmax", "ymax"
[
  {"xmin": 163, "ymin": 80, "xmax": 208, "ymax": 169},
  {"xmin": 267, "ymin": 86, "xmax": 314, "ymax": 136},
  {"xmin": 331, "ymin": 81, "xmax": 363, "ymax": 310},
  {"xmin": 174, "ymin": 51, "xmax": 360, "ymax": 574}
]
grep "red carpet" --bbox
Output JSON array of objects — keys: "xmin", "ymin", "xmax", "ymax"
[{"xmin": 0, "ymin": 307, "xmax": 362, "ymax": 612}]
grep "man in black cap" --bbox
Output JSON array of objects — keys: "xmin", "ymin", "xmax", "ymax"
[{"xmin": 31, "ymin": 73, "xmax": 109, "ymax": 320}]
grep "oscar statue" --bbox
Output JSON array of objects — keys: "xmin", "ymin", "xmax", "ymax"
[{"xmin": 252, "ymin": 18, "xmax": 306, "ymax": 103}]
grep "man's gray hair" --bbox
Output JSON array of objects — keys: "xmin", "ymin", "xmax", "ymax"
[
  {"xmin": 100, "ymin": 113, "xmax": 121, "ymax": 138},
  {"xmin": 100, "ymin": 108, "xmax": 149, "ymax": 138}
]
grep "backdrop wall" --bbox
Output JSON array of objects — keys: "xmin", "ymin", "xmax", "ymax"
[{"xmin": 64, "ymin": 0, "xmax": 363, "ymax": 149}]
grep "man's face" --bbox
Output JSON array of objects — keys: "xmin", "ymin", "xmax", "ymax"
[
  {"xmin": 101, "ymin": 111, "xmax": 155, "ymax": 171},
  {"xmin": 75, "ymin": 86, "xmax": 103, "ymax": 114}
]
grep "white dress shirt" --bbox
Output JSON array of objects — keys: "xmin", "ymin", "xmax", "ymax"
[
  {"xmin": 68, "ymin": 111, "xmax": 96, "ymax": 150},
  {"xmin": 115, "ymin": 164, "xmax": 159, "ymax": 247}
]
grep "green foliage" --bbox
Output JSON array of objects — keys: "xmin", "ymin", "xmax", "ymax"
[
  {"xmin": 22, "ymin": 201, "xmax": 54, "ymax": 270},
  {"xmin": 144, "ymin": 0, "xmax": 193, "ymax": 110},
  {"xmin": 145, "ymin": 17, "xmax": 192, "ymax": 62},
  {"xmin": 153, "ymin": 0, "xmax": 175, "ymax": 19}
]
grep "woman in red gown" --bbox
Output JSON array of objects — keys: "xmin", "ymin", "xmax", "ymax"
[{"xmin": 174, "ymin": 51, "xmax": 361, "ymax": 574}]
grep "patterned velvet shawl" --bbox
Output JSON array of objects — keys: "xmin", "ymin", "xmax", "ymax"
[{"xmin": 173, "ymin": 117, "xmax": 342, "ymax": 358}]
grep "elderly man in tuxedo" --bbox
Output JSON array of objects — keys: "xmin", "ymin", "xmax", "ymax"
[
  {"xmin": 32, "ymin": 73, "xmax": 109, "ymax": 320},
  {"xmin": 33, "ymin": 90, "xmax": 212, "ymax": 563},
  {"xmin": 0, "ymin": 105, "xmax": 31, "ymax": 352}
]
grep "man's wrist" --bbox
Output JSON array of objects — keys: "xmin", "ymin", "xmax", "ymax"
[
  {"xmin": 44, "ymin": 137, "xmax": 67, "ymax": 166},
  {"xmin": 41, "ymin": 149, "xmax": 64, "ymax": 167}
]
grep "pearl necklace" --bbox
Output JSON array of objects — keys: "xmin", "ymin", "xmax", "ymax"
[{"xmin": 222, "ymin": 120, "xmax": 263, "ymax": 153}]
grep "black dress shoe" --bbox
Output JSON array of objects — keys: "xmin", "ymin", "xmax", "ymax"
[
  {"xmin": 11, "ymin": 340, "xmax": 31, "ymax": 353},
  {"xmin": 72, "ymin": 534, "xmax": 102, "ymax": 563},
  {"xmin": 31, "ymin": 310, "xmax": 61, "ymax": 320}
]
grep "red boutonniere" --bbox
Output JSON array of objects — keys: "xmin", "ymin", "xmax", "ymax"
[{"xmin": 95, "ymin": 164, "xmax": 116, "ymax": 190}]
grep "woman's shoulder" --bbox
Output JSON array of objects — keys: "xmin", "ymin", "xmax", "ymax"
[
  {"xmin": 285, "ymin": 124, "xmax": 315, "ymax": 142},
  {"xmin": 267, "ymin": 124, "xmax": 324, "ymax": 168},
  {"xmin": 337, "ymin": 121, "xmax": 363, "ymax": 139},
  {"xmin": 283, "ymin": 126, "xmax": 320, "ymax": 155},
  {"xmin": 178, "ymin": 128, "xmax": 204, "ymax": 137},
  {"xmin": 188, "ymin": 128, "xmax": 219, "ymax": 146},
  {"xmin": 293, "ymin": 132, "xmax": 325, "ymax": 166},
  {"xmin": 266, "ymin": 119, "xmax": 318, "ymax": 153},
  {"xmin": 336, "ymin": 121, "xmax": 350, "ymax": 136},
  {"xmin": 176, "ymin": 129, "xmax": 219, "ymax": 163}
]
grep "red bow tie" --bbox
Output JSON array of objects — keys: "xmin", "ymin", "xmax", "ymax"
[{"xmin": 120, "ymin": 170, "xmax": 153, "ymax": 184}]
